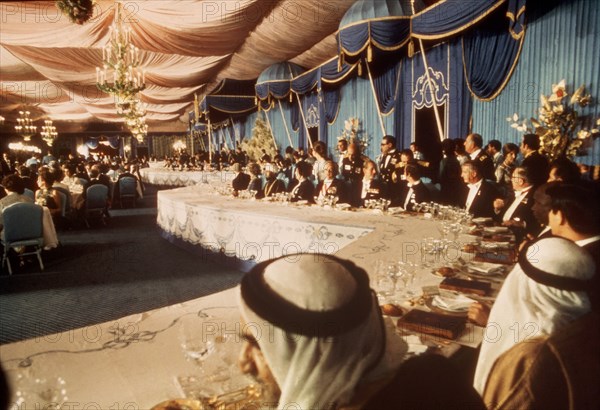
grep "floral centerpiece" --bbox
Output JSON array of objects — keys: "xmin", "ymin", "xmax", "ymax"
[
  {"xmin": 56, "ymin": 0, "xmax": 95, "ymax": 25},
  {"xmin": 339, "ymin": 117, "xmax": 370, "ymax": 151},
  {"xmin": 507, "ymin": 80, "xmax": 599, "ymax": 161}
]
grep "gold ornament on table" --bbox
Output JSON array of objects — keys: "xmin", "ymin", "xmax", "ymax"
[
  {"xmin": 56, "ymin": 0, "xmax": 95, "ymax": 25},
  {"xmin": 507, "ymin": 79, "xmax": 599, "ymax": 160}
]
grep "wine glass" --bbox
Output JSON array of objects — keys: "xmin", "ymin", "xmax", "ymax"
[{"xmin": 396, "ymin": 261, "xmax": 416, "ymax": 299}]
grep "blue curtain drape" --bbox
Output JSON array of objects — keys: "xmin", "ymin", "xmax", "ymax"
[
  {"xmin": 371, "ymin": 60, "xmax": 400, "ymax": 115},
  {"xmin": 472, "ymin": 0, "xmax": 600, "ymax": 164},
  {"xmin": 462, "ymin": 0, "xmax": 526, "ymax": 100}
]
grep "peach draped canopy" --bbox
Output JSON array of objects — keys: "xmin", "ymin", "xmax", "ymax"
[{"xmin": 0, "ymin": 0, "xmax": 353, "ymax": 127}]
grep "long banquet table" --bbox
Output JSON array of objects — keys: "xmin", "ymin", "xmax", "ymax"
[{"xmin": 2, "ymin": 185, "xmax": 508, "ymax": 408}]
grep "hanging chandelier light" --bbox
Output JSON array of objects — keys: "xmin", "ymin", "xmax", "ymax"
[
  {"xmin": 128, "ymin": 115, "xmax": 148, "ymax": 143},
  {"xmin": 96, "ymin": 3, "xmax": 145, "ymax": 101},
  {"xmin": 41, "ymin": 119, "xmax": 58, "ymax": 146},
  {"xmin": 15, "ymin": 111, "xmax": 37, "ymax": 141},
  {"xmin": 0, "ymin": 115, "xmax": 5, "ymax": 125}
]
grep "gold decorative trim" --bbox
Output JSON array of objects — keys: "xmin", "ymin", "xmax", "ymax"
[
  {"xmin": 507, "ymin": 5, "xmax": 526, "ymax": 40},
  {"xmin": 412, "ymin": 0, "xmax": 506, "ymax": 40}
]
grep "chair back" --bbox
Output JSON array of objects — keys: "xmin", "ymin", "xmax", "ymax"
[
  {"xmin": 53, "ymin": 186, "xmax": 71, "ymax": 217},
  {"xmin": 2, "ymin": 202, "xmax": 43, "ymax": 243},
  {"xmin": 119, "ymin": 177, "xmax": 137, "ymax": 197},
  {"xmin": 23, "ymin": 188, "xmax": 35, "ymax": 200},
  {"xmin": 86, "ymin": 184, "xmax": 109, "ymax": 210}
]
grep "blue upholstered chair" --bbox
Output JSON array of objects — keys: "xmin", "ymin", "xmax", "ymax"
[
  {"xmin": 85, "ymin": 184, "xmax": 109, "ymax": 227},
  {"xmin": 118, "ymin": 177, "xmax": 137, "ymax": 208},
  {"xmin": 1, "ymin": 202, "xmax": 45, "ymax": 275}
]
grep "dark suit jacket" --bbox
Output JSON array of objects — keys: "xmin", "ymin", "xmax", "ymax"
[
  {"xmin": 232, "ymin": 172, "xmax": 250, "ymax": 191},
  {"xmin": 378, "ymin": 150, "xmax": 402, "ymax": 184},
  {"xmin": 359, "ymin": 178, "xmax": 386, "ymax": 207},
  {"xmin": 473, "ymin": 151, "xmax": 495, "ymax": 181},
  {"xmin": 247, "ymin": 177, "xmax": 264, "ymax": 199},
  {"xmin": 582, "ymin": 239, "xmax": 600, "ymax": 305},
  {"xmin": 495, "ymin": 187, "xmax": 541, "ymax": 240},
  {"xmin": 315, "ymin": 178, "xmax": 345, "ymax": 199},
  {"xmin": 398, "ymin": 181, "xmax": 431, "ymax": 211},
  {"xmin": 263, "ymin": 178, "xmax": 286, "ymax": 197},
  {"xmin": 290, "ymin": 179, "xmax": 315, "ymax": 203},
  {"xmin": 462, "ymin": 179, "xmax": 499, "ymax": 218}
]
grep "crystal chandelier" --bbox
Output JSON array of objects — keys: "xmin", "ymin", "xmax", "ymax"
[
  {"xmin": 41, "ymin": 119, "xmax": 58, "ymax": 146},
  {"xmin": 96, "ymin": 3, "xmax": 145, "ymax": 101},
  {"xmin": 15, "ymin": 111, "xmax": 37, "ymax": 141}
]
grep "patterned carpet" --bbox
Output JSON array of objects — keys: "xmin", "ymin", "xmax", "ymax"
[{"xmin": 0, "ymin": 187, "xmax": 244, "ymax": 345}]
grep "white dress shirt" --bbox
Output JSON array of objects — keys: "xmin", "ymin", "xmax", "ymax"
[
  {"xmin": 502, "ymin": 185, "xmax": 533, "ymax": 222},
  {"xmin": 469, "ymin": 148, "xmax": 482, "ymax": 161},
  {"xmin": 465, "ymin": 179, "xmax": 482, "ymax": 211},
  {"xmin": 403, "ymin": 180, "xmax": 421, "ymax": 209},
  {"xmin": 361, "ymin": 179, "xmax": 371, "ymax": 199}
]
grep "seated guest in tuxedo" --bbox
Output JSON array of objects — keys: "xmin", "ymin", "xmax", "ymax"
[
  {"xmin": 289, "ymin": 161, "xmax": 315, "ymax": 203},
  {"xmin": 493, "ymin": 166, "xmax": 540, "ymax": 241},
  {"xmin": 231, "ymin": 163, "xmax": 250, "ymax": 193},
  {"xmin": 359, "ymin": 160, "xmax": 385, "ymax": 207},
  {"xmin": 396, "ymin": 163, "xmax": 431, "ymax": 211},
  {"xmin": 460, "ymin": 160, "xmax": 499, "ymax": 218},
  {"xmin": 464, "ymin": 133, "xmax": 495, "ymax": 181},
  {"xmin": 246, "ymin": 162, "xmax": 264, "ymax": 199},
  {"xmin": 263, "ymin": 163, "xmax": 286, "ymax": 198},
  {"xmin": 520, "ymin": 133, "xmax": 549, "ymax": 186},
  {"xmin": 315, "ymin": 160, "xmax": 344, "ymax": 202}
]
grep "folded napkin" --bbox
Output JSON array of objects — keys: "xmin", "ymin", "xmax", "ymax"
[
  {"xmin": 469, "ymin": 261, "xmax": 505, "ymax": 275},
  {"xmin": 432, "ymin": 294, "xmax": 475, "ymax": 311}
]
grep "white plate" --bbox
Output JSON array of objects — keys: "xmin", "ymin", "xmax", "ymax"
[
  {"xmin": 472, "ymin": 217, "xmax": 492, "ymax": 224},
  {"xmin": 483, "ymin": 226, "xmax": 510, "ymax": 234}
]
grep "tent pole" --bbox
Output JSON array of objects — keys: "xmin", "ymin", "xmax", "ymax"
[
  {"xmin": 229, "ymin": 116, "xmax": 240, "ymax": 147},
  {"xmin": 366, "ymin": 62, "xmax": 388, "ymax": 138},
  {"xmin": 277, "ymin": 99, "xmax": 294, "ymax": 149},
  {"xmin": 294, "ymin": 92, "xmax": 314, "ymax": 149},
  {"xmin": 208, "ymin": 119, "xmax": 213, "ymax": 164},
  {"xmin": 263, "ymin": 111, "xmax": 278, "ymax": 152}
]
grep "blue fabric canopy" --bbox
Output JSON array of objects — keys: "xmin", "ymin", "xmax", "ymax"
[
  {"xmin": 255, "ymin": 62, "xmax": 306, "ymax": 107},
  {"xmin": 338, "ymin": 0, "xmax": 508, "ymax": 63}
]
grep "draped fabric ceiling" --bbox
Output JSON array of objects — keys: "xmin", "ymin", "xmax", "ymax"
[{"xmin": 0, "ymin": 0, "xmax": 357, "ymax": 131}]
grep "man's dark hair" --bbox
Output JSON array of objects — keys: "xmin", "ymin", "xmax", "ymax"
[
  {"xmin": 523, "ymin": 134, "xmax": 541, "ymax": 150},
  {"xmin": 382, "ymin": 135, "xmax": 396, "ymax": 146},
  {"xmin": 295, "ymin": 160, "xmax": 313, "ymax": 178},
  {"xmin": 487, "ymin": 139, "xmax": 501, "ymax": 152},
  {"xmin": 400, "ymin": 149, "xmax": 414, "ymax": 160},
  {"xmin": 18, "ymin": 165, "xmax": 31, "ymax": 177},
  {"xmin": 549, "ymin": 158, "xmax": 580, "ymax": 183},
  {"xmin": 1, "ymin": 174, "xmax": 25, "ymax": 194},
  {"xmin": 502, "ymin": 143, "xmax": 520, "ymax": 156},
  {"xmin": 441, "ymin": 139, "xmax": 456, "ymax": 156},
  {"xmin": 405, "ymin": 163, "xmax": 421, "ymax": 180},
  {"xmin": 547, "ymin": 184, "xmax": 600, "ymax": 235}
]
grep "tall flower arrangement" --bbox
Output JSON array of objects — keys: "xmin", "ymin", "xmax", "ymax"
[
  {"xmin": 507, "ymin": 80, "xmax": 599, "ymax": 161},
  {"xmin": 240, "ymin": 115, "xmax": 277, "ymax": 162},
  {"xmin": 339, "ymin": 117, "xmax": 370, "ymax": 151},
  {"xmin": 56, "ymin": 0, "xmax": 95, "ymax": 25}
]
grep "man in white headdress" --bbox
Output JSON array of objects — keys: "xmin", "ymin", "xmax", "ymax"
[
  {"xmin": 238, "ymin": 253, "xmax": 406, "ymax": 409},
  {"xmin": 474, "ymin": 237, "xmax": 598, "ymax": 409}
]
